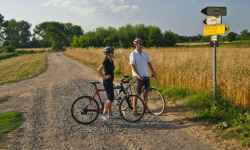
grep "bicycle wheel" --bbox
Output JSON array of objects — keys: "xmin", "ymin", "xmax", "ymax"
[
  {"xmin": 119, "ymin": 95, "xmax": 145, "ymax": 123},
  {"xmin": 146, "ymin": 88, "xmax": 165, "ymax": 116},
  {"xmin": 71, "ymin": 96, "xmax": 99, "ymax": 125}
]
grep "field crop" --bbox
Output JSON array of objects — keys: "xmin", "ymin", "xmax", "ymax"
[{"xmin": 65, "ymin": 47, "xmax": 250, "ymax": 107}]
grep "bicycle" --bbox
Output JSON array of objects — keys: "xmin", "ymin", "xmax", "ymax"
[
  {"xmin": 71, "ymin": 77, "xmax": 145, "ymax": 125},
  {"xmin": 122, "ymin": 76, "xmax": 166, "ymax": 116}
]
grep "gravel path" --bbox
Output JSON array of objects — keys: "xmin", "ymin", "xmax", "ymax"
[{"xmin": 0, "ymin": 53, "xmax": 215, "ymax": 150}]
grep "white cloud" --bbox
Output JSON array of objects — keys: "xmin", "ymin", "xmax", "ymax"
[{"xmin": 42, "ymin": 0, "xmax": 139, "ymax": 15}]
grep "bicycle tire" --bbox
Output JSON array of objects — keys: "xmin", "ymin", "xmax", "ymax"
[
  {"xmin": 71, "ymin": 96, "xmax": 100, "ymax": 125},
  {"xmin": 119, "ymin": 95, "xmax": 145, "ymax": 123},
  {"xmin": 146, "ymin": 88, "xmax": 165, "ymax": 116}
]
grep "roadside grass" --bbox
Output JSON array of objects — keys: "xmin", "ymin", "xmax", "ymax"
[
  {"xmin": 159, "ymin": 85, "xmax": 250, "ymax": 147},
  {"xmin": 0, "ymin": 51, "xmax": 18, "ymax": 60},
  {"xmin": 0, "ymin": 112, "xmax": 23, "ymax": 140},
  {"xmin": 0, "ymin": 53, "xmax": 47, "ymax": 85}
]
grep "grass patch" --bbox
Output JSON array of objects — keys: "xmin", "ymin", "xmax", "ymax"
[
  {"xmin": 0, "ymin": 53, "xmax": 47, "ymax": 85},
  {"xmin": 0, "ymin": 112, "xmax": 23, "ymax": 140},
  {"xmin": 162, "ymin": 86, "xmax": 250, "ymax": 147},
  {"xmin": 161, "ymin": 86, "xmax": 194, "ymax": 101},
  {"xmin": 157, "ymin": 85, "xmax": 250, "ymax": 147},
  {"xmin": 0, "ymin": 52, "xmax": 18, "ymax": 60}
]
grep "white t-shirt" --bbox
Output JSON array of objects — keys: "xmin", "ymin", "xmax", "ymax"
[{"xmin": 129, "ymin": 49, "xmax": 150, "ymax": 77}]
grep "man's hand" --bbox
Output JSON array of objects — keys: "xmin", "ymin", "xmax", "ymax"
[{"xmin": 136, "ymin": 74, "xmax": 143, "ymax": 80}]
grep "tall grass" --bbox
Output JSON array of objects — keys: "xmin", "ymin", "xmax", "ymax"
[{"xmin": 65, "ymin": 47, "xmax": 250, "ymax": 107}]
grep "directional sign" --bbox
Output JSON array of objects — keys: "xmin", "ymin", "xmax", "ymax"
[
  {"xmin": 201, "ymin": 7, "xmax": 227, "ymax": 16},
  {"xmin": 203, "ymin": 16, "xmax": 221, "ymax": 25},
  {"xmin": 203, "ymin": 24, "xmax": 229, "ymax": 36}
]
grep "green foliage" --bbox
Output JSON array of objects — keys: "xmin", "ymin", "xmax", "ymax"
[
  {"xmin": 226, "ymin": 32, "xmax": 238, "ymax": 42},
  {"xmin": 162, "ymin": 86, "xmax": 194, "ymax": 100},
  {"xmin": 183, "ymin": 91, "xmax": 250, "ymax": 146},
  {"xmin": 114, "ymin": 65, "xmax": 122, "ymax": 76},
  {"xmin": 164, "ymin": 31, "xmax": 179, "ymax": 46},
  {"xmin": 71, "ymin": 24, "xmax": 180, "ymax": 48},
  {"xmin": 240, "ymin": 29, "xmax": 250, "ymax": 40},
  {"xmin": 2, "ymin": 19, "xmax": 31, "ymax": 48},
  {"xmin": 0, "ymin": 112, "xmax": 23, "ymax": 139},
  {"xmin": 159, "ymin": 84, "xmax": 250, "ymax": 146},
  {"xmin": 0, "ymin": 52, "xmax": 18, "ymax": 60},
  {"xmin": 33, "ymin": 21, "xmax": 83, "ymax": 50},
  {"xmin": 3, "ymin": 45, "xmax": 16, "ymax": 53}
]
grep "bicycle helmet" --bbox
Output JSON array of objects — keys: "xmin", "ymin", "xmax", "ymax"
[
  {"xmin": 133, "ymin": 38, "xmax": 143, "ymax": 45},
  {"xmin": 103, "ymin": 46, "xmax": 114, "ymax": 54}
]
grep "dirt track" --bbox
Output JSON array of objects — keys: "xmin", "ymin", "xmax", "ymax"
[{"xmin": 0, "ymin": 53, "xmax": 215, "ymax": 150}]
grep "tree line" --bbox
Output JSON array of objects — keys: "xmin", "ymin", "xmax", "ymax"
[
  {"xmin": 1, "ymin": 13, "xmax": 250, "ymax": 50},
  {"xmin": 71, "ymin": 25, "xmax": 179, "ymax": 48},
  {"xmin": 0, "ymin": 13, "xmax": 83, "ymax": 50}
]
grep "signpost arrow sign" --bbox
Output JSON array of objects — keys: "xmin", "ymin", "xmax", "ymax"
[
  {"xmin": 204, "ymin": 16, "xmax": 221, "ymax": 25},
  {"xmin": 203, "ymin": 24, "xmax": 229, "ymax": 36},
  {"xmin": 201, "ymin": 7, "xmax": 227, "ymax": 16}
]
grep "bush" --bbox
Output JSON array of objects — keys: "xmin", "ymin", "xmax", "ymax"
[
  {"xmin": 0, "ymin": 52, "xmax": 18, "ymax": 60},
  {"xmin": 3, "ymin": 45, "xmax": 16, "ymax": 53}
]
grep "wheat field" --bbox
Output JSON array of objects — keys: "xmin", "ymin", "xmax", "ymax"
[{"xmin": 65, "ymin": 47, "xmax": 250, "ymax": 107}]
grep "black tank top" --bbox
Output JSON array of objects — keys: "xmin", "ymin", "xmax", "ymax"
[{"xmin": 102, "ymin": 58, "xmax": 115, "ymax": 80}]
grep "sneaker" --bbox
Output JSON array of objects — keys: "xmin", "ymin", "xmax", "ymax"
[{"xmin": 101, "ymin": 114, "xmax": 109, "ymax": 121}]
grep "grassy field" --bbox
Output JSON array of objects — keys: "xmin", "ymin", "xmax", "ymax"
[
  {"xmin": 0, "ymin": 112, "xmax": 23, "ymax": 140},
  {"xmin": 65, "ymin": 47, "xmax": 250, "ymax": 107},
  {"xmin": 0, "ymin": 53, "xmax": 47, "ymax": 85}
]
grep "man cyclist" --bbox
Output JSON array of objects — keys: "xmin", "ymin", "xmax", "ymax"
[{"xmin": 129, "ymin": 38, "xmax": 156, "ymax": 112}]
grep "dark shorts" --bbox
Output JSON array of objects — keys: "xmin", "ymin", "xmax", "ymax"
[
  {"xmin": 103, "ymin": 79, "xmax": 114, "ymax": 102},
  {"xmin": 136, "ymin": 77, "xmax": 150, "ymax": 95}
]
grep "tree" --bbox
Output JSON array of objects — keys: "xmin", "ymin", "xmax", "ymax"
[
  {"xmin": 64, "ymin": 23, "xmax": 83, "ymax": 46},
  {"xmin": 147, "ymin": 26, "xmax": 164, "ymax": 47},
  {"xmin": 226, "ymin": 32, "xmax": 238, "ymax": 42},
  {"xmin": 240, "ymin": 29, "xmax": 250, "ymax": 40},
  {"xmin": 164, "ymin": 31, "xmax": 178, "ymax": 46},
  {"xmin": 3, "ymin": 19, "xmax": 31, "ymax": 48},
  {"xmin": 33, "ymin": 22, "xmax": 83, "ymax": 49},
  {"xmin": 0, "ymin": 14, "xmax": 4, "ymax": 46},
  {"xmin": 34, "ymin": 22, "xmax": 68, "ymax": 50}
]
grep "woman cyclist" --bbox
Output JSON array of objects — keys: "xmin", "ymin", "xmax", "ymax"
[{"xmin": 97, "ymin": 46, "xmax": 115, "ymax": 120}]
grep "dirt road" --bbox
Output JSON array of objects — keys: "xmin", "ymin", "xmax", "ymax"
[{"xmin": 0, "ymin": 53, "xmax": 215, "ymax": 150}]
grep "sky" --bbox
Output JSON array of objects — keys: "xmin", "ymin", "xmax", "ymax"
[{"xmin": 0, "ymin": 0, "xmax": 250, "ymax": 36}]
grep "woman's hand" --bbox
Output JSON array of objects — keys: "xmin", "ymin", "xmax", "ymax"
[{"xmin": 103, "ymin": 75, "xmax": 111, "ymax": 80}]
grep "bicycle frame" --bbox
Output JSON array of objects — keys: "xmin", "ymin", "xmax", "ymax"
[{"xmin": 90, "ymin": 81, "xmax": 132, "ymax": 112}]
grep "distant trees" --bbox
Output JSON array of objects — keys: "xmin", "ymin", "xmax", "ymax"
[
  {"xmin": 0, "ymin": 13, "xmax": 83, "ymax": 50},
  {"xmin": 33, "ymin": 22, "xmax": 83, "ymax": 50},
  {"xmin": 3, "ymin": 20, "xmax": 31, "ymax": 48},
  {"xmin": 226, "ymin": 32, "xmax": 238, "ymax": 42},
  {"xmin": 240, "ymin": 29, "xmax": 250, "ymax": 40},
  {"xmin": 0, "ymin": 14, "xmax": 4, "ymax": 46},
  {"xmin": 71, "ymin": 24, "xmax": 180, "ymax": 48},
  {"xmin": 1, "ymin": 13, "xmax": 250, "ymax": 49}
]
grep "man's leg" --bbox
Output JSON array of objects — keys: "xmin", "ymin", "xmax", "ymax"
[
  {"xmin": 132, "ymin": 79, "xmax": 143, "ymax": 112},
  {"xmin": 143, "ymin": 77, "xmax": 150, "ymax": 107}
]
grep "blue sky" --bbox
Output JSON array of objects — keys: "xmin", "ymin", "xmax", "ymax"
[{"xmin": 0, "ymin": 0, "xmax": 250, "ymax": 35}]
